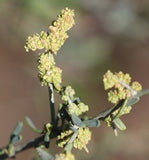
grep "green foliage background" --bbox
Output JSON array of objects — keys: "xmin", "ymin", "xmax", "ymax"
[{"xmin": 0, "ymin": 0, "xmax": 149, "ymax": 159}]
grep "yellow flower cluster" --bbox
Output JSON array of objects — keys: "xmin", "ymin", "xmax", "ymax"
[
  {"xmin": 103, "ymin": 70, "xmax": 142, "ymax": 104},
  {"xmin": 49, "ymin": 8, "xmax": 75, "ymax": 54},
  {"xmin": 24, "ymin": 31, "xmax": 49, "ymax": 52},
  {"xmin": 57, "ymin": 127, "xmax": 91, "ymax": 151},
  {"xmin": 55, "ymin": 152, "xmax": 75, "ymax": 160},
  {"xmin": 114, "ymin": 105, "xmax": 132, "ymax": 117},
  {"xmin": 25, "ymin": 8, "xmax": 75, "ymax": 54},
  {"xmin": 38, "ymin": 52, "xmax": 62, "ymax": 90},
  {"xmin": 57, "ymin": 130, "xmax": 73, "ymax": 148},
  {"xmin": 67, "ymin": 102, "xmax": 89, "ymax": 116},
  {"xmin": 61, "ymin": 86, "xmax": 89, "ymax": 115},
  {"xmin": 61, "ymin": 86, "xmax": 76, "ymax": 102},
  {"xmin": 73, "ymin": 127, "xmax": 91, "ymax": 150}
]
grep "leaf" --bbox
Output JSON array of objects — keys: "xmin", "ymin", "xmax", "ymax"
[
  {"xmin": 10, "ymin": 135, "xmax": 22, "ymax": 145},
  {"xmin": 9, "ymin": 122, "xmax": 23, "ymax": 144},
  {"xmin": 36, "ymin": 147, "xmax": 54, "ymax": 160},
  {"xmin": 113, "ymin": 118, "xmax": 126, "ymax": 131},
  {"xmin": 25, "ymin": 116, "xmax": 42, "ymax": 133},
  {"xmin": 64, "ymin": 143, "xmax": 73, "ymax": 152},
  {"xmin": 71, "ymin": 113, "xmax": 85, "ymax": 127},
  {"xmin": 44, "ymin": 133, "xmax": 50, "ymax": 143},
  {"xmin": 94, "ymin": 100, "xmax": 125, "ymax": 120},
  {"xmin": 127, "ymin": 88, "xmax": 149, "ymax": 106},
  {"xmin": 137, "ymin": 89, "xmax": 149, "ymax": 97},
  {"xmin": 44, "ymin": 133, "xmax": 50, "ymax": 148},
  {"xmin": 11, "ymin": 122, "xmax": 23, "ymax": 136},
  {"xmin": 83, "ymin": 119, "xmax": 100, "ymax": 127},
  {"xmin": 127, "ymin": 97, "xmax": 139, "ymax": 106}
]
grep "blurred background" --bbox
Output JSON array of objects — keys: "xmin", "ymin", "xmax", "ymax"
[{"xmin": 0, "ymin": 0, "xmax": 149, "ymax": 159}]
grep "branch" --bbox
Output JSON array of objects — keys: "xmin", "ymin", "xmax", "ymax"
[
  {"xmin": 48, "ymin": 84, "xmax": 55, "ymax": 125},
  {"xmin": 0, "ymin": 128, "xmax": 60, "ymax": 160},
  {"xmin": 94, "ymin": 100, "xmax": 125, "ymax": 120},
  {"xmin": 0, "ymin": 135, "xmax": 44, "ymax": 160}
]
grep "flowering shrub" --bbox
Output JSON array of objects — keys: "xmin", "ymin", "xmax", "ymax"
[{"xmin": 0, "ymin": 8, "xmax": 149, "ymax": 160}]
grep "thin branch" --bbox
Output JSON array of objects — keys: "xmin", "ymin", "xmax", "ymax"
[
  {"xmin": 48, "ymin": 83, "xmax": 55, "ymax": 125},
  {"xmin": 0, "ymin": 135, "xmax": 44, "ymax": 160},
  {"xmin": 0, "ymin": 128, "xmax": 61, "ymax": 160},
  {"xmin": 94, "ymin": 100, "xmax": 125, "ymax": 120}
]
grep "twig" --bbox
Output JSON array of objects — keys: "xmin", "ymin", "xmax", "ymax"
[
  {"xmin": 0, "ymin": 127, "xmax": 61, "ymax": 160},
  {"xmin": 0, "ymin": 135, "xmax": 44, "ymax": 160},
  {"xmin": 48, "ymin": 83, "xmax": 55, "ymax": 125},
  {"xmin": 94, "ymin": 100, "xmax": 125, "ymax": 120}
]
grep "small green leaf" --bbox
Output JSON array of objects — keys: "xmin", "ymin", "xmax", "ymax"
[
  {"xmin": 25, "ymin": 116, "xmax": 42, "ymax": 133},
  {"xmin": 10, "ymin": 135, "xmax": 22, "ymax": 145},
  {"xmin": 44, "ymin": 134, "xmax": 50, "ymax": 143},
  {"xmin": 36, "ymin": 147, "xmax": 54, "ymax": 160},
  {"xmin": 113, "ymin": 118, "xmax": 126, "ymax": 131},
  {"xmin": 137, "ymin": 89, "xmax": 149, "ymax": 97},
  {"xmin": 71, "ymin": 113, "xmax": 85, "ymax": 127},
  {"xmin": 11, "ymin": 122, "xmax": 23, "ymax": 136},
  {"xmin": 83, "ymin": 119, "xmax": 100, "ymax": 127},
  {"xmin": 44, "ymin": 133, "xmax": 50, "ymax": 148},
  {"xmin": 9, "ymin": 122, "xmax": 23, "ymax": 144},
  {"xmin": 127, "ymin": 97, "xmax": 139, "ymax": 106},
  {"xmin": 94, "ymin": 100, "xmax": 125, "ymax": 120},
  {"xmin": 64, "ymin": 143, "xmax": 73, "ymax": 152}
]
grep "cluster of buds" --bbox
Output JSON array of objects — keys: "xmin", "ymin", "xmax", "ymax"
[
  {"xmin": 57, "ymin": 130, "xmax": 73, "ymax": 148},
  {"xmin": 25, "ymin": 8, "xmax": 75, "ymax": 54},
  {"xmin": 73, "ymin": 127, "xmax": 91, "ymax": 151},
  {"xmin": 103, "ymin": 70, "xmax": 142, "ymax": 104},
  {"xmin": 61, "ymin": 86, "xmax": 89, "ymax": 115},
  {"xmin": 24, "ymin": 31, "xmax": 49, "ymax": 52},
  {"xmin": 38, "ymin": 52, "xmax": 62, "ymax": 90},
  {"xmin": 67, "ymin": 102, "xmax": 89, "ymax": 116},
  {"xmin": 55, "ymin": 152, "xmax": 75, "ymax": 160},
  {"xmin": 61, "ymin": 86, "xmax": 76, "ymax": 102},
  {"xmin": 49, "ymin": 8, "xmax": 75, "ymax": 54},
  {"xmin": 57, "ymin": 127, "xmax": 91, "ymax": 152},
  {"xmin": 25, "ymin": 8, "xmax": 75, "ymax": 90}
]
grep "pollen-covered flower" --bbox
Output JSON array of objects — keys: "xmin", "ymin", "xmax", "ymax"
[
  {"xmin": 53, "ymin": 8, "xmax": 75, "ymax": 32},
  {"xmin": 108, "ymin": 90, "xmax": 119, "ymax": 104},
  {"xmin": 73, "ymin": 127, "xmax": 91, "ymax": 150},
  {"xmin": 25, "ymin": 31, "xmax": 49, "ymax": 52},
  {"xmin": 103, "ymin": 70, "xmax": 142, "ymax": 104},
  {"xmin": 67, "ymin": 103, "xmax": 78, "ymax": 115},
  {"xmin": 57, "ymin": 127, "xmax": 91, "ymax": 152},
  {"xmin": 114, "ymin": 105, "xmax": 132, "ymax": 117},
  {"xmin": 57, "ymin": 130, "xmax": 73, "ymax": 148},
  {"xmin": 103, "ymin": 70, "xmax": 117, "ymax": 90},
  {"xmin": 48, "ymin": 8, "xmax": 75, "ymax": 54},
  {"xmin": 38, "ymin": 52, "xmax": 62, "ymax": 90},
  {"xmin": 77, "ymin": 102, "xmax": 89, "ymax": 115},
  {"xmin": 25, "ymin": 8, "xmax": 75, "ymax": 54},
  {"xmin": 61, "ymin": 86, "xmax": 76, "ymax": 102},
  {"xmin": 67, "ymin": 102, "xmax": 89, "ymax": 116},
  {"xmin": 131, "ymin": 81, "xmax": 142, "ymax": 91},
  {"xmin": 55, "ymin": 152, "xmax": 75, "ymax": 160}
]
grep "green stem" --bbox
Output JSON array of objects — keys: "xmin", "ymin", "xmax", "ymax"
[
  {"xmin": 94, "ymin": 100, "xmax": 125, "ymax": 120},
  {"xmin": 114, "ymin": 99, "xmax": 128, "ymax": 119}
]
